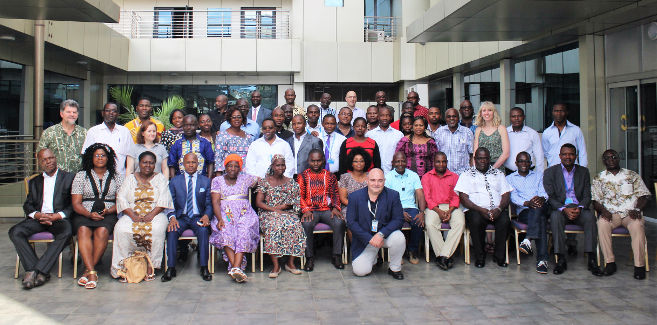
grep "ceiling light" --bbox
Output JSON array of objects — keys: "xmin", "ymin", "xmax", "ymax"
[
  {"xmin": 0, "ymin": 35, "xmax": 16, "ymax": 41},
  {"xmin": 648, "ymin": 22, "xmax": 657, "ymax": 41}
]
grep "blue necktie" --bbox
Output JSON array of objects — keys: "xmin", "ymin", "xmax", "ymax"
[
  {"xmin": 186, "ymin": 174, "xmax": 194, "ymax": 216},
  {"xmin": 324, "ymin": 134, "xmax": 331, "ymax": 170}
]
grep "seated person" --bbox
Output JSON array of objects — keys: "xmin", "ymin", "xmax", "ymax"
[
  {"xmin": 385, "ymin": 152, "xmax": 426, "ymax": 264},
  {"xmin": 506, "ymin": 152, "xmax": 549, "ymax": 274},
  {"xmin": 592, "ymin": 149, "xmax": 651, "ymax": 279},
  {"xmin": 543, "ymin": 144, "xmax": 601, "ymax": 275},
  {"xmin": 299, "ymin": 149, "xmax": 345, "ymax": 271},
  {"xmin": 347, "ymin": 169, "xmax": 405, "ymax": 279},
  {"xmin": 455, "ymin": 147, "xmax": 512, "ymax": 268},
  {"xmin": 422, "ymin": 152, "xmax": 465, "ymax": 271},
  {"xmin": 10, "ymin": 149, "xmax": 74, "ymax": 289},
  {"xmin": 162, "ymin": 153, "xmax": 213, "ymax": 282}
]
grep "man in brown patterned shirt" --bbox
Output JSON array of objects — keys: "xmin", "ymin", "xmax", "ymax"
[{"xmin": 37, "ymin": 99, "xmax": 87, "ymax": 173}]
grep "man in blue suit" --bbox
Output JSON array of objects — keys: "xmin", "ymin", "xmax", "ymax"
[
  {"xmin": 347, "ymin": 168, "xmax": 405, "ymax": 279},
  {"xmin": 162, "ymin": 153, "xmax": 212, "ymax": 282}
]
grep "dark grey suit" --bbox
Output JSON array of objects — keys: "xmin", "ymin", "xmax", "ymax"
[
  {"xmin": 543, "ymin": 164, "xmax": 596, "ymax": 257},
  {"xmin": 249, "ymin": 106, "xmax": 272, "ymax": 126},
  {"xmin": 286, "ymin": 133, "xmax": 323, "ymax": 176}
]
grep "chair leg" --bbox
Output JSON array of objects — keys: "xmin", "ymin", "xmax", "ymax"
[
  {"xmin": 259, "ymin": 237, "xmax": 264, "ymax": 272},
  {"xmin": 73, "ymin": 239, "xmax": 79, "ymax": 278},
  {"xmin": 342, "ymin": 234, "xmax": 348, "ymax": 265},
  {"xmin": 464, "ymin": 229, "xmax": 470, "ymax": 265},
  {"xmin": 251, "ymin": 251, "xmax": 255, "ymax": 273},
  {"xmin": 164, "ymin": 243, "xmax": 168, "ymax": 272},
  {"xmin": 424, "ymin": 230, "xmax": 430, "ymax": 263},
  {"xmin": 15, "ymin": 254, "xmax": 20, "ymax": 279},
  {"xmin": 596, "ymin": 243, "xmax": 601, "ymax": 267},
  {"xmin": 207, "ymin": 243, "xmax": 212, "ymax": 273},
  {"xmin": 210, "ymin": 246, "xmax": 215, "ymax": 274},
  {"xmin": 645, "ymin": 239, "xmax": 650, "ymax": 272},
  {"xmin": 58, "ymin": 252, "xmax": 62, "ymax": 278},
  {"xmin": 505, "ymin": 239, "xmax": 509, "ymax": 265},
  {"xmin": 514, "ymin": 229, "xmax": 521, "ymax": 265},
  {"xmin": 301, "ymin": 255, "xmax": 305, "ymax": 269}
]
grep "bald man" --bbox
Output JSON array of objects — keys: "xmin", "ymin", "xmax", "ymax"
[
  {"xmin": 209, "ymin": 94, "xmax": 229, "ymax": 133},
  {"xmin": 275, "ymin": 88, "xmax": 306, "ymax": 118},
  {"xmin": 345, "ymin": 90, "xmax": 366, "ymax": 122}
]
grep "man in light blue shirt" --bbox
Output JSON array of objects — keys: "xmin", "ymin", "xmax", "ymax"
[
  {"xmin": 219, "ymin": 98, "xmax": 261, "ymax": 137},
  {"xmin": 385, "ymin": 152, "xmax": 426, "ymax": 264},
  {"xmin": 542, "ymin": 104, "xmax": 587, "ymax": 167}
]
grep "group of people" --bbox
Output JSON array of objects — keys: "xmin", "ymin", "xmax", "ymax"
[{"xmin": 10, "ymin": 88, "xmax": 651, "ymax": 291}]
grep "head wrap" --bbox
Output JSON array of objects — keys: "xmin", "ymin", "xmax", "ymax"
[
  {"xmin": 223, "ymin": 154, "xmax": 243, "ymax": 170},
  {"xmin": 266, "ymin": 154, "xmax": 286, "ymax": 176}
]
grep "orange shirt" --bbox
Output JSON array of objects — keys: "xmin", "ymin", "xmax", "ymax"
[{"xmin": 126, "ymin": 117, "xmax": 165, "ymax": 143}]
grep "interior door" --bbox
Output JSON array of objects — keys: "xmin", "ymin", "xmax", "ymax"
[{"xmin": 608, "ymin": 83, "xmax": 640, "ymax": 172}]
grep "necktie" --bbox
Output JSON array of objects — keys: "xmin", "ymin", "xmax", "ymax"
[
  {"xmin": 186, "ymin": 174, "xmax": 194, "ymax": 216},
  {"xmin": 324, "ymin": 134, "xmax": 331, "ymax": 170},
  {"xmin": 252, "ymin": 107, "xmax": 257, "ymax": 121}
]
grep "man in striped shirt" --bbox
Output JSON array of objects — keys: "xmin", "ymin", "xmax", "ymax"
[{"xmin": 434, "ymin": 108, "xmax": 473, "ymax": 174}]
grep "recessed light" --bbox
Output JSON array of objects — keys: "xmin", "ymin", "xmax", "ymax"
[
  {"xmin": 0, "ymin": 35, "xmax": 16, "ymax": 41},
  {"xmin": 76, "ymin": 60, "xmax": 88, "ymax": 65}
]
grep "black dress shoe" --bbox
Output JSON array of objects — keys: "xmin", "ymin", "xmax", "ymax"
[
  {"xmin": 493, "ymin": 256, "xmax": 508, "ymax": 267},
  {"xmin": 387, "ymin": 268, "xmax": 404, "ymax": 280},
  {"xmin": 446, "ymin": 257, "xmax": 455, "ymax": 269},
  {"xmin": 475, "ymin": 259, "xmax": 485, "ymax": 268},
  {"xmin": 602, "ymin": 262, "xmax": 617, "ymax": 276},
  {"xmin": 567, "ymin": 245, "xmax": 578, "ymax": 257},
  {"xmin": 161, "ymin": 267, "xmax": 176, "ymax": 282},
  {"xmin": 436, "ymin": 256, "xmax": 448, "ymax": 270},
  {"xmin": 332, "ymin": 255, "xmax": 344, "ymax": 269},
  {"xmin": 22, "ymin": 271, "xmax": 36, "ymax": 290},
  {"xmin": 34, "ymin": 272, "xmax": 49, "ymax": 287},
  {"xmin": 303, "ymin": 257, "xmax": 314, "ymax": 272},
  {"xmin": 553, "ymin": 261, "xmax": 567, "ymax": 275},
  {"xmin": 634, "ymin": 266, "xmax": 646, "ymax": 280},
  {"xmin": 200, "ymin": 266, "xmax": 212, "ymax": 281}
]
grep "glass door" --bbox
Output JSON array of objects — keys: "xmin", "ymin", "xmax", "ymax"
[
  {"xmin": 608, "ymin": 83, "xmax": 640, "ymax": 172},
  {"xmin": 640, "ymin": 81, "xmax": 657, "ymax": 189}
]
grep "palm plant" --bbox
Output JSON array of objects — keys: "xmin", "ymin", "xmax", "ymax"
[
  {"xmin": 153, "ymin": 95, "xmax": 186, "ymax": 129},
  {"xmin": 109, "ymin": 86, "xmax": 136, "ymax": 124}
]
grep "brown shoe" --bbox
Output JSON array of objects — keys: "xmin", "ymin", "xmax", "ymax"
[{"xmin": 22, "ymin": 271, "xmax": 37, "ymax": 290}]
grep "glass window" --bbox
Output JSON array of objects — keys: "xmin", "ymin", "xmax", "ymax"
[
  {"xmin": 240, "ymin": 7, "xmax": 277, "ymax": 39},
  {"xmin": 43, "ymin": 71, "xmax": 82, "ymax": 128},
  {"xmin": 463, "ymin": 66, "xmax": 501, "ymax": 114},
  {"xmin": 207, "ymin": 8, "xmax": 231, "ymax": 37},
  {"xmin": 325, "ymin": 0, "xmax": 344, "ymax": 6},
  {"xmin": 365, "ymin": 0, "xmax": 392, "ymax": 16},
  {"xmin": 0, "ymin": 60, "xmax": 23, "ymax": 133},
  {"xmin": 428, "ymin": 77, "xmax": 453, "ymax": 114},
  {"xmin": 154, "ymin": 7, "xmax": 193, "ymax": 38}
]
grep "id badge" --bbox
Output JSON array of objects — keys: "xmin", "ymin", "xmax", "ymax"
[
  {"xmin": 327, "ymin": 159, "xmax": 334, "ymax": 164},
  {"xmin": 371, "ymin": 219, "xmax": 378, "ymax": 232},
  {"xmin": 564, "ymin": 198, "xmax": 574, "ymax": 205}
]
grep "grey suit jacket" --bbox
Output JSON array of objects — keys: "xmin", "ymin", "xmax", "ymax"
[
  {"xmin": 286, "ymin": 134, "xmax": 323, "ymax": 175},
  {"xmin": 543, "ymin": 164, "xmax": 591, "ymax": 211},
  {"xmin": 249, "ymin": 106, "xmax": 272, "ymax": 126}
]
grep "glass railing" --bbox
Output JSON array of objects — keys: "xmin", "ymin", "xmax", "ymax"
[{"xmin": 364, "ymin": 16, "xmax": 398, "ymax": 42}]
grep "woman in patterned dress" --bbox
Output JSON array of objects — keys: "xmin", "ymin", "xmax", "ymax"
[
  {"xmin": 160, "ymin": 109, "xmax": 184, "ymax": 151},
  {"xmin": 210, "ymin": 154, "xmax": 259, "ymax": 283},
  {"xmin": 255, "ymin": 154, "xmax": 306, "ymax": 278},
  {"xmin": 395, "ymin": 116, "xmax": 439, "ymax": 178},
  {"xmin": 214, "ymin": 106, "xmax": 255, "ymax": 175}
]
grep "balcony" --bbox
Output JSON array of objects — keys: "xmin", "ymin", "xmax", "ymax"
[
  {"xmin": 364, "ymin": 16, "xmax": 398, "ymax": 42},
  {"xmin": 107, "ymin": 9, "xmax": 290, "ymax": 39}
]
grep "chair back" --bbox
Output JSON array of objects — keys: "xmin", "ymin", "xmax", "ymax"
[{"xmin": 24, "ymin": 174, "xmax": 38, "ymax": 198}]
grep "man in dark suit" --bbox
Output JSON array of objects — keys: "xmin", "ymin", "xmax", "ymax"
[
  {"xmin": 347, "ymin": 168, "xmax": 405, "ymax": 279},
  {"xmin": 543, "ymin": 143, "xmax": 601, "ymax": 275},
  {"xmin": 286, "ymin": 114, "xmax": 323, "ymax": 179},
  {"xmin": 248, "ymin": 90, "xmax": 272, "ymax": 126},
  {"xmin": 9, "ymin": 148, "xmax": 74, "ymax": 289},
  {"xmin": 162, "ymin": 153, "xmax": 213, "ymax": 282}
]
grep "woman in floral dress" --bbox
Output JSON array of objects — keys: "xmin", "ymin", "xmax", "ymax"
[{"xmin": 214, "ymin": 106, "xmax": 255, "ymax": 175}]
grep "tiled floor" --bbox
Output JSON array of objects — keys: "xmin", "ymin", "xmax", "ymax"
[{"xmin": 1, "ymin": 218, "xmax": 657, "ymax": 325}]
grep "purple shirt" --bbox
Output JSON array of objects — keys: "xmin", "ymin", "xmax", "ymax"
[{"xmin": 560, "ymin": 164, "xmax": 580, "ymax": 210}]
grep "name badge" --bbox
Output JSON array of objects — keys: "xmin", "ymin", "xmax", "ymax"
[
  {"xmin": 327, "ymin": 159, "xmax": 334, "ymax": 164},
  {"xmin": 199, "ymin": 188, "xmax": 205, "ymax": 193},
  {"xmin": 371, "ymin": 219, "xmax": 378, "ymax": 232},
  {"xmin": 564, "ymin": 198, "xmax": 574, "ymax": 205}
]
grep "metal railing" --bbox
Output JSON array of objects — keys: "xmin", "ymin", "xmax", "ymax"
[
  {"xmin": 107, "ymin": 9, "xmax": 291, "ymax": 39},
  {"xmin": 364, "ymin": 16, "xmax": 398, "ymax": 42},
  {"xmin": 0, "ymin": 135, "xmax": 38, "ymax": 211}
]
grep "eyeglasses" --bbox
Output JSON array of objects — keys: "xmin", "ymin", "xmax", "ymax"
[
  {"xmin": 603, "ymin": 155, "xmax": 619, "ymax": 160},
  {"xmin": 94, "ymin": 154, "xmax": 107, "ymax": 158},
  {"xmin": 230, "ymin": 115, "xmax": 243, "ymax": 120}
]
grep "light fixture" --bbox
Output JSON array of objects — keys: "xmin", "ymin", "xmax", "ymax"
[
  {"xmin": 0, "ymin": 35, "xmax": 16, "ymax": 41},
  {"xmin": 648, "ymin": 22, "xmax": 657, "ymax": 41},
  {"xmin": 76, "ymin": 60, "xmax": 88, "ymax": 65}
]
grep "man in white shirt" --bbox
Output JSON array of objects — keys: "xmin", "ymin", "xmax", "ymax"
[
  {"xmin": 505, "ymin": 107, "xmax": 544, "ymax": 174},
  {"xmin": 286, "ymin": 115, "xmax": 323, "ymax": 177},
  {"xmin": 455, "ymin": 147, "xmax": 513, "ymax": 268},
  {"xmin": 248, "ymin": 90, "xmax": 272, "ymax": 126},
  {"xmin": 82, "ymin": 102, "xmax": 132, "ymax": 175},
  {"xmin": 542, "ymin": 103, "xmax": 587, "ymax": 167},
  {"xmin": 305, "ymin": 105, "xmax": 323, "ymax": 137},
  {"xmin": 320, "ymin": 114, "xmax": 346, "ymax": 174},
  {"xmin": 245, "ymin": 118, "xmax": 295, "ymax": 178},
  {"xmin": 365, "ymin": 106, "xmax": 404, "ymax": 173},
  {"xmin": 9, "ymin": 149, "xmax": 74, "ymax": 289},
  {"xmin": 345, "ymin": 90, "xmax": 366, "ymax": 122}
]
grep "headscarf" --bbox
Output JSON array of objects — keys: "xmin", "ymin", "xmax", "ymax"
[
  {"xmin": 223, "ymin": 154, "xmax": 243, "ymax": 170},
  {"xmin": 266, "ymin": 154, "xmax": 286, "ymax": 176}
]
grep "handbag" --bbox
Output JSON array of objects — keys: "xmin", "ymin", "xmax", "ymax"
[{"xmin": 116, "ymin": 250, "xmax": 154, "ymax": 283}]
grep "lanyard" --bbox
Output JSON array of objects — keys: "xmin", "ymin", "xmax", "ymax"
[
  {"xmin": 368, "ymin": 199, "xmax": 378, "ymax": 220},
  {"xmin": 325, "ymin": 133, "xmax": 336, "ymax": 157}
]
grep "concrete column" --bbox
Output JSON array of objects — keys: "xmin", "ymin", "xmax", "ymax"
[
  {"xmin": 499, "ymin": 59, "xmax": 515, "ymax": 125},
  {"xmin": 579, "ymin": 34, "xmax": 606, "ymax": 174},
  {"xmin": 81, "ymin": 70, "xmax": 92, "ymax": 128},
  {"xmin": 452, "ymin": 72, "xmax": 464, "ymax": 110},
  {"xmin": 33, "ymin": 20, "xmax": 45, "ymax": 141},
  {"xmin": 20, "ymin": 65, "xmax": 34, "ymax": 135}
]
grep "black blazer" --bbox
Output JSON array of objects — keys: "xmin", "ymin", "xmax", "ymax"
[
  {"xmin": 286, "ymin": 134, "xmax": 323, "ymax": 175},
  {"xmin": 23, "ymin": 169, "xmax": 75, "ymax": 218},
  {"xmin": 543, "ymin": 164, "xmax": 591, "ymax": 211}
]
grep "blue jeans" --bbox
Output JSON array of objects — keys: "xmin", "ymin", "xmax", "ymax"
[
  {"xmin": 404, "ymin": 208, "xmax": 424, "ymax": 254},
  {"xmin": 518, "ymin": 205, "xmax": 548, "ymax": 261}
]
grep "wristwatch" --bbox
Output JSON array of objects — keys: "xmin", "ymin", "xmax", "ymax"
[{"xmin": 376, "ymin": 232, "xmax": 385, "ymax": 238}]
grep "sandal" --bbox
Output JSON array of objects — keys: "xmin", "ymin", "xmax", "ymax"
[
  {"xmin": 77, "ymin": 271, "xmax": 89, "ymax": 286},
  {"xmin": 85, "ymin": 271, "xmax": 98, "ymax": 289},
  {"xmin": 268, "ymin": 267, "xmax": 281, "ymax": 278},
  {"xmin": 228, "ymin": 268, "xmax": 238, "ymax": 279},
  {"xmin": 233, "ymin": 269, "xmax": 247, "ymax": 283},
  {"xmin": 284, "ymin": 265, "xmax": 302, "ymax": 275}
]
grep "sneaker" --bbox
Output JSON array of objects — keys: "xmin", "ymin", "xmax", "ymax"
[
  {"xmin": 536, "ymin": 260, "xmax": 548, "ymax": 274},
  {"xmin": 519, "ymin": 240, "xmax": 533, "ymax": 255}
]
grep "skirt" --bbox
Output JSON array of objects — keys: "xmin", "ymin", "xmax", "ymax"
[{"xmin": 72, "ymin": 212, "xmax": 119, "ymax": 233}]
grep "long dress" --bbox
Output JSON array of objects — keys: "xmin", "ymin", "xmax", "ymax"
[
  {"xmin": 210, "ymin": 173, "xmax": 260, "ymax": 270},
  {"xmin": 256, "ymin": 178, "xmax": 306, "ymax": 257},
  {"xmin": 111, "ymin": 173, "xmax": 173, "ymax": 278},
  {"xmin": 214, "ymin": 131, "xmax": 255, "ymax": 172}
]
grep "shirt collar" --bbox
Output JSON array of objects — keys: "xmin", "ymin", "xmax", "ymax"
[
  {"xmin": 512, "ymin": 169, "xmax": 535, "ymax": 178},
  {"xmin": 252, "ymin": 105, "xmax": 260, "ymax": 110},
  {"xmin": 560, "ymin": 163, "xmax": 576, "ymax": 174},
  {"xmin": 507, "ymin": 125, "xmax": 527, "ymax": 133},
  {"xmin": 43, "ymin": 169, "xmax": 59, "ymax": 179},
  {"xmin": 393, "ymin": 169, "xmax": 408, "ymax": 178},
  {"xmin": 295, "ymin": 132, "xmax": 306, "ymax": 141}
]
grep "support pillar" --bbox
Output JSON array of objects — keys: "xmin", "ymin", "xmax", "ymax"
[
  {"xmin": 499, "ymin": 59, "xmax": 515, "ymax": 125},
  {"xmin": 452, "ymin": 72, "xmax": 464, "ymax": 109},
  {"xmin": 579, "ymin": 34, "xmax": 606, "ymax": 174},
  {"xmin": 33, "ymin": 20, "xmax": 45, "ymax": 142}
]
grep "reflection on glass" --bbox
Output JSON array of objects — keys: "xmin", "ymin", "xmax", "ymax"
[{"xmin": 0, "ymin": 60, "xmax": 23, "ymax": 133}]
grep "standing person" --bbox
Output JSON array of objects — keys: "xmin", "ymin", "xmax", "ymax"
[
  {"xmin": 248, "ymin": 90, "xmax": 272, "ymax": 126},
  {"xmin": 160, "ymin": 109, "xmax": 185, "ymax": 151},
  {"xmin": 455, "ymin": 148, "xmax": 513, "ymax": 268},
  {"xmin": 542, "ymin": 103, "xmax": 587, "ymax": 167},
  {"xmin": 385, "ymin": 152, "xmax": 426, "ymax": 265},
  {"xmin": 543, "ymin": 144, "xmax": 600, "ymax": 275},
  {"xmin": 255, "ymin": 155, "xmax": 306, "ymax": 278},
  {"xmin": 208, "ymin": 94, "xmax": 228, "ymax": 134},
  {"xmin": 112, "ymin": 151, "xmax": 174, "ymax": 281},
  {"xmin": 82, "ymin": 102, "xmax": 132, "ymax": 175},
  {"xmin": 506, "ymin": 152, "xmax": 550, "ymax": 274},
  {"xmin": 338, "ymin": 148, "xmax": 370, "ymax": 218},
  {"xmin": 426, "ymin": 107, "xmax": 444, "ymax": 139},
  {"xmin": 406, "ymin": 91, "xmax": 428, "ymax": 119},
  {"xmin": 38, "ymin": 99, "xmax": 87, "ymax": 173},
  {"xmin": 71, "ymin": 144, "xmax": 123, "ymax": 289},
  {"xmin": 395, "ymin": 116, "xmax": 439, "ymax": 178},
  {"xmin": 286, "ymin": 115, "xmax": 323, "ymax": 179},
  {"xmin": 219, "ymin": 99, "xmax": 261, "ymax": 137},
  {"xmin": 162, "ymin": 153, "xmax": 212, "ymax": 282},
  {"xmin": 366, "ymin": 105, "xmax": 379, "ymax": 131},
  {"xmin": 168, "ymin": 115, "xmax": 215, "ymax": 178},
  {"xmin": 10, "ymin": 149, "xmax": 74, "ymax": 289},
  {"xmin": 299, "ymin": 150, "xmax": 345, "ymax": 271},
  {"xmin": 366, "ymin": 107, "xmax": 404, "ymax": 173},
  {"xmin": 338, "ymin": 117, "xmax": 381, "ymax": 176},
  {"xmin": 390, "ymin": 102, "xmax": 415, "ymax": 131},
  {"xmin": 318, "ymin": 93, "xmax": 336, "ymax": 122},
  {"xmin": 198, "ymin": 113, "xmax": 216, "ymax": 147},
  {"xmin": 125, "ymin": 98, "xmax": 164, "ymax": 143},
  {"xmin": 434, "ymin": 108, "xmax": 474, "ymax": 174},
  {"xmin": 215, "ymin": 106, "xmax": 256, "ymax": 175},
  {"xmin": 505, "ymin": 107, "xmax": 544, "ymax": 174},
  {"xmin": 271, "ymin": 107, "xmax": 294, "ymax": 140},
  {"xmin": 320, "ymin": 114, "xmax": 346, "ymax": 174},
  {"xmin": 375, "ymin": 91, "xmax": 395, "ymax": 116},
  {"xmin": 592, "ymin": 149, "xmax": 651, "ymax": 280},
  {"xmin": 305, "ymin": 105, "xmax": 323, "ymax": 136},
  {"xmin": 282, "ymin": 104, "xmax": 295, "ymax": 131},
  {"xmin": 211, "ymin": 154, "xmax": 260, "ymax": 282},
  {"xmin": 459, "ymin": 99, "xmax": 477, "ymax": 134},
  {"xmin": 422, "ymin": 152, "xmax": 464, "ymax": 271},
  {"xmin": 473, "ymin": 101, "xmax": 510, "ymax": 170},
  {"xmin": 275, "ymin": 88, "xmax": 306, "ymax": 118},
  {"xmin": 345, "ymin": 90, "xmax": 366, "ymax": 121},
  {"xmin": 398, "ymin": 114, "xmax": 415, "ymax": 136},
  {"xmin": 347, "ymin": 169, "xmax": 405, "ymax": 279},
  {"xmin": 245, "ymin": 119, "xmax": 295, "ymax": 178},
  {"xmin": 336, "ymin": 107, "xmax": 355, "ymax": 138},
  {"xmin": 126, "ymin": 120, "xmax": 169, "ymax": 179}
]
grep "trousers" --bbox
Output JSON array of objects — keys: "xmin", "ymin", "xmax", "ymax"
[
  {"xmin": 597, "ymin": 213, "xmax": 645, "ymax": 267},
  {"xmin": 550, "ymin": 208, "xmax": 596, "ymax": 259},
  {"xmin": 9, "ymin": 218, "xmax": 72, "ymax": 275},
  {"xmin": 403, "ymin": 208, "xmax": 424, "ymax": 254},
  {"xmin": 424, "ymin": 204, "xmax": 465, "ymax": 258},
  {"xmin": 465, "ymin": 209, "xmax": 510, "ymax": 262},
  {"xmin": 352, "ymin": 230, "xmax": 405, "ymax": 276},
  {"xmin": 166, "ymin": 215, "xmax": 210, "ymax": 267},
  {"xmin": 302, "ymin": 210, "xmax": 346, "ymax": 258},
  {"xmin": 518, "ymin": 205, "xmax": 548, "ymax": 261}
]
